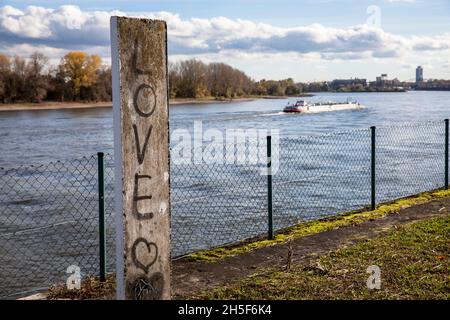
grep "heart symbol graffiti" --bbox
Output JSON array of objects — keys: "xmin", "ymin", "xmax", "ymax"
[{"xmin": 131, "ymin": 237, "xmax": 158, "ymax": 273}]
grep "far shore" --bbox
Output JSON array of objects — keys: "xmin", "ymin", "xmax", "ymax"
[
  {"xmin": 0, "ymin": 101, "xmax": 113, "ymax": 112},
  {"xmin": 0, "ymin": 95, "xmax": 307, "ymax": 112},
  {"xmin": 0, "ymin": 99, "xmax": 245, "ymax": 112}
]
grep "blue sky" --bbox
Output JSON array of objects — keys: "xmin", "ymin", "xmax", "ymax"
[
  {"xmin": 1, "ymin": 0, "xmax": 449, "ymax": 81},
  {"xmin": 3, "ymin": 0, "xmax": 449, "ymax": 34}
]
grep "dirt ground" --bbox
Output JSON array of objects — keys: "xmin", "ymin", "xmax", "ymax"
[{"xmin": 172, "ymin": 197, "xmax": 450, "ymax": 298}]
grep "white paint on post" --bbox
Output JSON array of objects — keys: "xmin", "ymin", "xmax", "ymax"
[
  {"xmin": 110, "ymin": 16, "xmax": 125, "ymax": 300},
  {"xmin": 110, "ymin": 16, "xmax": 171, "ymax": 300}
]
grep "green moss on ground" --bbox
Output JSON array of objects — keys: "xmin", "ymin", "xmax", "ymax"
[
  {"xmin": 198, "ymin": 214, "xmax": 450, "ymax": 300},
  {"xmin": 187, "ymin": 189, "xmax": 450, "ymax": 262}
]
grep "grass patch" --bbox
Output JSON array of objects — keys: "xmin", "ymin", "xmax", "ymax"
[
  {"xmin": 198, "ymin": 214, "xmax": 450, "ymax": 300},
  {"xmin": 187, "ymin": 189, "xmax": 450, "ymax": 262}
]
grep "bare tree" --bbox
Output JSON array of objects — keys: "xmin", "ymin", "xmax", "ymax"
[
  {"xmin": 0, "ymin": 54, "xmax": 11, "ymax": 103},
  {"xmin": 25, "ymin": 52, "xmax": 49, "ymax": 102}
]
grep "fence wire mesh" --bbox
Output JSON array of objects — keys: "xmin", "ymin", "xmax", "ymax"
[
  {"xmin": 0, "ymin": 120, "xmax": 448, "ymax": 298},
  {"xmin": 273, "ymin": 128, "xmax": 371, "ymax": 230},
  {"xmin": 376, "ymin": 121, "xmax": 445, "ymax": 202},
  {"xmin": 171, "ymin": 139, "xmax": 267, "ymax": 257},
  {"xmin": 0, "ymin": 155, "xmax": 115, "ymax": 299}
]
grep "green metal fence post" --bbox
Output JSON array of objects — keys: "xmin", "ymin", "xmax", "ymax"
[
  {"xmin": 267, "ymin": 135, "xmax": 274, "ymax": 240},
  {"xmin": 371, "ymin": 126, "xmax": 376, "ymax": 210},
  {"xmin": 445, "ymin": 119, "xmax": 449, "ymax": 189},
  {"xmin": 97, "ymin": 152, "xmax": 106, "ymax": 282}
]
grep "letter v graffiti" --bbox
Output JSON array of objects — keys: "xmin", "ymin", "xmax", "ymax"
[{"xmin": 133, "ymin": 124, "xmax": 153, "ymax": 165}]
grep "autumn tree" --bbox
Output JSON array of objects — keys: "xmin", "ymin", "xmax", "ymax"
[
  {"xmin": 25, "ymin": 52, "xmax": 49, "ymax": 102},
  {"xmin": 47, "ymin": 67, "xmax": 70, "ymax": 102},
  {"xmin": 59, "ymin": 51, "xmax": 101, "ymax": 100},
  {"xmin": 207, "ymin": 63, "xmax": 232, "ymax": 97},
  {"xmin": 0, "ymin": 54, "xmax": 10, "ymax": 103},
  {"xmin": 168, "ymin": 60, "xmax": 254, "ymax": 99},
  {"xmin": 168, "ymin": 62, "xmax": 182, "ymax": 98},
  {"xmin": 206, "ymin": 63, "xmax": 253, "ymax": 98},
  {"xmin": 8, "ymin": 55, "xmax": 27, "ymax": 102},
  {"xmin": 175, "ymin": 59, "xmax": 208, "ymax": 98},
  {"xmin": 80, "ymin": 66, "xmax": 112, "ymax": 102},
  {"xmin": 252, "ymin": 79, "xmax": 268, "ymax": 96}
]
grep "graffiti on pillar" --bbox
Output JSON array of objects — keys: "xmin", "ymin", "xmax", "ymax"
[
  {"xmin": 131, "ymin": 237, "xmax": 158, "ymax": 273},
  {"xmin": 129, "ymin": 37, "xmax": 163, "ymax": 298},
  {"xmin": 131, "ymin": 39, "xmax": 157, "ymax": 221},
  {"xmin": 128, "ymin": 273, "xmax": 165, "ymax": 300}
]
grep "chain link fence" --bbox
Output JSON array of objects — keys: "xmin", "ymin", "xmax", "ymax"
[
  {"xmin": 0, "ymin": 155, "xmax": 116, "ymax": 299},
  {"xmin": 0, "ymin": 120, "xmax": 448, "ymax": 298},
  {"xmin": 273, "ymin": 128, "xmax": 372, "ymax": 231}
]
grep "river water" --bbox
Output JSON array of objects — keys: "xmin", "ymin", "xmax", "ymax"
[
  {"xmin": 0, "ymin": 91, "xmax": 449, "ymax": 298},
  {"xmin": 1, "ymin": 91, "xmax": 450, "ymax": 166}
]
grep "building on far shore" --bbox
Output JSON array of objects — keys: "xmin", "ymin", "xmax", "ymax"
[
  {"xmin": 330, "ymin": 78, "xmax": 367, "ymax": 90},
  {"xmin": 376, "ymin": 74, "xmax": 387, "ymax": 84},
  {"xmin": 415, "ymin": 79, "xmax": 450, "ymax": 90},
  {"xmin": 375, "ymin": 74, "xmax": 388, "ymax": 86},
  {"xmin": 370, "ymin": 74, "xmax": 402, "ymax": 89},
  {"xmin": 416, "ymin": 66, "xmax": 424, "ymax": 83},
  {"xmin": 414, "ymin": 65, "xmax": 450, "ymax": 90}
]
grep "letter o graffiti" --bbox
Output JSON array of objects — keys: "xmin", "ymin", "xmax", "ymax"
[{"xmin": 133, "ymin": 83, "xmax": 156, "ymax": 117}]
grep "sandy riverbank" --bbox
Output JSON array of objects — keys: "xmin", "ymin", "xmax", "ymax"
[
  {"xmin": 0, "ymin": 97, "xmax": 262, "ymax": 112},
  {"xmin": 0, "ymin": 101, "xmax": 112, "ymax": 112},
  {"xmin": 169, "ymin": 97, "xmax": 257, "ymax": 105},
  {"xmin": 0, "ymin": 95, "xmax": 314, "ymax": 112}
]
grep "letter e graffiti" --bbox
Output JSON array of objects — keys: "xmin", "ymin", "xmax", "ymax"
[
  {"xmin": 366, "ymin": 265, "xmax": 381, "ymax": 290},
  {"xmin": 133, "ymin": 174, "xmax": 154, "ymax": 219}
]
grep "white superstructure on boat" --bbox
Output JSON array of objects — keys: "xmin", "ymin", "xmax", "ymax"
[{"xmin": 283, "ymin": 99, "xmax": 364, "ymax": 113}]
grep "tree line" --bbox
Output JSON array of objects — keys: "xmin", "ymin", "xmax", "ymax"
[
  {"xmin": 0, "ymin": 51, "xmax": 111, "ymax": 103},
  {"xmin": 1, "ymin": 52, "xmax": 327, "ymax": 104},
  {"xmin": 168, "ymin": 59, "xmax": 323, "ymax": 98}
]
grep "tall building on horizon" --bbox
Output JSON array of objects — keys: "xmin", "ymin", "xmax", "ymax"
[{"xmin": 416, "ymin": 66, "xmax": 424, "ymax": 83}]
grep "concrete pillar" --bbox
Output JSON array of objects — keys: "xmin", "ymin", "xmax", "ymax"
[{"xmin": 110, "ymin": 16, "xmax": 171, "ymax": 300}]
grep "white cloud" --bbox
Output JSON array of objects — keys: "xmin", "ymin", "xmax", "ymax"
[{"xmin": 0, "ymin": 4, "xmax": 449, "ymax": 67}]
